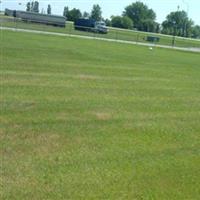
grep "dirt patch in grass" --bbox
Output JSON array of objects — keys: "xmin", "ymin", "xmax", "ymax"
[
  {"xmin": 78, "ymin": 74, "xmax": 100, "ymax": 80},
  {"xmin": 56, "ymin": 112, "xmax": 89, "ymax": 122},
  {"xmin": 95, "ymin": 112, "xmax": 112, "ymax": 121}
]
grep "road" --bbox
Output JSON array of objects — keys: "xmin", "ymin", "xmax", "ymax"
[{"xmin": 1, "ymin": 26, "xmax": 200, "ymax": 53}]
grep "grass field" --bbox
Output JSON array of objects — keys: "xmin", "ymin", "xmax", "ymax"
[
  {"xmin": 1, "ymin": 30, "xmax": 200, "ymax": 199},
  {"xmin": 1, "ymin": 16, "xmax": 200, "ymax": 49}
]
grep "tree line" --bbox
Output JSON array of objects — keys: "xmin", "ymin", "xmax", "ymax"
[
  {"xmin": 26, "ymin": 1, "xmax": 200, "ymax": 39},
  {"xmin": 63, "ymin": 5, "xmax": 102, "ymax": 22},
  {"xmin": 26, "ymin": 1, "xmax": 51, "ymax": 15}
]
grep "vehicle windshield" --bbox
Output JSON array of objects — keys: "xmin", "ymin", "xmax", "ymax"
[{"xmin": 96, "ymin": 22, "xmax": 106, "ymax": 26}]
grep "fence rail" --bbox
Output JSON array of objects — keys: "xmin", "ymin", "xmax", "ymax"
[{"xmin": 1, "ymin": 16, "xmax": 200, "ymax": 49}]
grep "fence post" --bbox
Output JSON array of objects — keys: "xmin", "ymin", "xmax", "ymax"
[
  {"xmin": 69, "ymin": 23, "xmax": 72, "ymax": 35},
  {"xmin": 66, "ymin": 23, "xmax": 69, "ymax": 34},
  {"xmin": 115, "ymin": 30, "xmax": 118, "ymax": 40},
  {"xmin": 136, "ymin": 33, "xmax": 139, "ymax": 43},
  {"xmin": 172, "ymin": 35, "xmax": 176, "ymax": 47},
  {"xmin": 93, "ymin": 28, "xmax": 95, "ymax": 39}
]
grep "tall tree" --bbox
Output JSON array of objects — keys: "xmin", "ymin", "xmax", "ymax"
[
  {"xmin": 31, "ymin": 1, "xmax": 34, "ymax": 12},
  {"xmin": 33, "ymin": 1, "xmax": 39, "ymax": 13},
  {"xmin": 162, "ymin": 11, "xmax": 193, "ymax": 37},
  {"xmin": 26, "ymin": 2, "xmax": 31, "ymax": 12},
  {"xmin": 29, "ymin": 1, "xmax": 39, "ymax": 13},
  {"xmin": 123, "ymin": 1, "xmax": 156, "ymax": 31},
  {"xmin": 47, "ymin": 4, "xmax": 51, "ymax": 15},
  {"xmin": 63, "ymin": 6, "xmax": 69, "ymax": 17},
  {"xmin": 91, "ymin": 4, "xmax": 102, "ymax": 21}
]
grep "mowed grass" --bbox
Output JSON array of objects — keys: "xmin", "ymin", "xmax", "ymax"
[
  {"xmin": 1, "ymin": 16, "xmax": 200, "ymax": 48},
  {"xmin": 1, "ymin": 30, "xmax": 200, "ymax": 199}
]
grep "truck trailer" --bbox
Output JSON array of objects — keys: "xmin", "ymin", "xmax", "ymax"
[{"xmin": 5, "ymin": 9, "xmax": 66, "ymax": 27}]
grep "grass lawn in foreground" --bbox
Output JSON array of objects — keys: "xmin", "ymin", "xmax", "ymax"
[{"xmin": 1, "ymin": 30, "xmax": 200, "ymax": 199}]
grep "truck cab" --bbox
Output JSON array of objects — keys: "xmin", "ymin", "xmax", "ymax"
[{"xmin": 95, "ymin": 21, "xmax": 108, "ymax": 34}]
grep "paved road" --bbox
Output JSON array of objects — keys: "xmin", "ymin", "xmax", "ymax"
[{"xmin": 1, "ymin": 26, "xmax": 200, "ymax": 53}]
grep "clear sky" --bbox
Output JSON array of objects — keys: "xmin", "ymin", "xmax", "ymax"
[{"xmin": 1, "ymin": 0, "xmax": 200, "ymax": 25}]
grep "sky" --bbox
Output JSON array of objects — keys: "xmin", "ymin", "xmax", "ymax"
[{"xmin": 1, "ymin": 0, "xmax": 200, "ymax": 25}]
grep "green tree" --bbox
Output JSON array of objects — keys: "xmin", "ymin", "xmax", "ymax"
[
  {"xmin": 162, "ymin": 11, "xmax": 193, "ymax": 37},
  {"xmin": 140, "ymin": 19, "xmax": 158, "ymax": 32},
  {"xmin": 33, "ymin": 1, "xmax": 39, "ymax": 13},
  {"xmin": 191, "ymin": 25, "xmax": 200, "ymax": 38},
  {"xmin": 63, "ymin": 6, "xmax": 69, "ymax": 17},
  {"xmin": 47, "ymin": 4, "xmax": 51, "ymax": 15},
  {"xmin": 26, "ymin": 2, "xmax": 31, "ymax": 12},
  {"xmin": 111, "ymin": 16, "xmax": 123, "ymax": 28},
  {"xmin": 91, "ymin": 4, "xmax": 102, "ymax": 21},
  {"xmin": 30, "ymin": 1, "xmax": 39, "ymax": 13},
  {"xmin": 63, "ymin": 7, "xmax": 81, "ymax": 21},
  {"xmin": 83, "ymin": 11, "xmax": 90, "ymax": 18},
  {"xmin": 30, "ymin": 1, "xmax": 34, "ymax": 12},
  {"xmin": 111, "ymin": 16, "xmax": 133, "ymax": 29},
  {"xmin": 122, "ymin": 16, "xmax": 134, "ymax": 29},
  {"xmin": 123, "ymin": 1, "xmax": 156, "ymax": 31},
  {"xmin": 104, "ymin": 18, "xmax": 112, "ymax": 27},
  {"xmin": 66, "ymin": 8, "xmax": 82, "ymax": 22},
  {"xmin": 155, "ymin": 23, "xmax": 160, "ymax": 33}
]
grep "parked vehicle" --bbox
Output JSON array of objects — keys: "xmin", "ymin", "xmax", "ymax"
[
  {"xmin": 74, "ymin": 18, "xmax": 108, "ymax": 34},
  {"xmin": 146, "ymin": 36, "xmax": 160, "ymax": 42},
  {"xmin": 4, "ymin": 9, "xmax": 66, "ymax": 27}
]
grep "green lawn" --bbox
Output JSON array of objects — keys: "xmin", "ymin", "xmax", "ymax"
[
  {"xmin": 1, "ymin": 16, "xmax": 200, "ymax": 48},
  {"xmin": 1, "ymin": 30, "xmax": 200, "ymax": 199}
]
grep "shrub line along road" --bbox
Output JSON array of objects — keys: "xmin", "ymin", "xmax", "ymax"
[{"xmin": 1, "ymin": 26, "xmax": 200, "ymax": 53}]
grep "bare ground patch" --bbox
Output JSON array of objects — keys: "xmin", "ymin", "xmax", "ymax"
[
  {"xmin": 94, "ymin": 112, "xmax": 113, "ymax": 121},
  {"xmin": 78, "ymin": 74, "xmax": 100, "ymax": 80}
]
